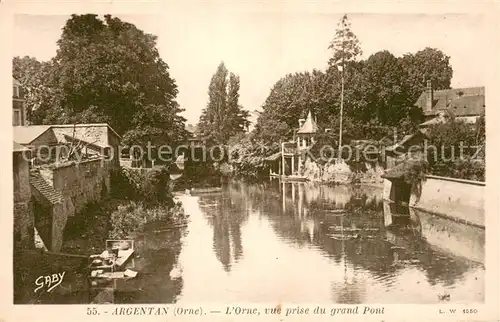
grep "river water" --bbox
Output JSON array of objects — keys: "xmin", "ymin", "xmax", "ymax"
[{"xmin": 117, "ymin": 180, "xmax": 484, "ymax": 304}]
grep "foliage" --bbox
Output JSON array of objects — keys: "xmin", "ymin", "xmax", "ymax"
[
  {"xmin": 400, "ymin": 47, "xmax": 454, "ymax": 100},
  {"xmin": 14, "ymin": 14, "xmax": 186, "ymax": 150},
  {"xmin": 227, "ymin": 133, "xmax": 278, "ymax": 179},
  {"xmin": 12, "ymin": 56, "xmax": 58, "ymax": 124},
  {"xmin": 110, "ymin": 166, "xmax": 173, "ymax": 206},
  {"xmin": 425, "ymin": 115, "xmax": 485, "ymax": 181},
  {"xmin": 253, "ymin": 21, "xmax": 448, "ymax": 145},
  {"xmin": 327, "ymin": 14, "xmax": 363, "ymax": 69},
  {"xmin": 109, "ymin": 201, "xmax": 185, "ymax": 239},
  {"xmin": 253, "ymin": 70, "xmax": 335, "ymax": 144},
  {"xmin": 198, "ymin": 62, "xmax": 250, "ymax": 144}
]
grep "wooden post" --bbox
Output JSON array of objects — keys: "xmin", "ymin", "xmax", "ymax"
[{"xmin": 281, "ymin": 142, "xmax": 286, "ymax": 176}]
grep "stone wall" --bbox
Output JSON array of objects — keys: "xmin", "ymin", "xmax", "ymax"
[
  {"xmin": 13, "ymin": 152, "xmax": 34, "ymax": 249},
  {"xmin": 384, "ymin": 175, "xmax": 485, "ymax": 228},
  {"xmin": 51, "ymin": 158, "xmax": 111, "ymax": 214},
  {"xmin": 409, "ymin": 175, "xmax": 485, "ymax": 227}
]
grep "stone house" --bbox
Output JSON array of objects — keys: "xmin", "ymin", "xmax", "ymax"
[
  {"xmin": 13, "ymin": 141, "xmax": 34, "ymax": 250},
  {"xmin": 13, "ymin": 123, "xmax": 121, "ymax": 167},
  {"xmin": 13, "ymin": 123, "xmax": 120, "ymax": 252},
  {"xmin": 416, "ymin": 80, "xmax": 485, "ymax": 127},
  {"xmin": 13, "ymin": 77, "xmax": 27, "ymax": 126}
]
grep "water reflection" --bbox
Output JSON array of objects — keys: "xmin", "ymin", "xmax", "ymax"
[{"xmin": 129, "ymin": 180, "xmax": 484, "ymax": 304}]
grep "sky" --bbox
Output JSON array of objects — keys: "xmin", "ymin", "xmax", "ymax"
[{"xmin": 13, "ymin": 11, "xmax": 487, "ymax": 126}]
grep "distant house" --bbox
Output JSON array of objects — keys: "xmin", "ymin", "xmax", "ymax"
[
  {"xmin": 416, "ymin": 80, "xmax": 485, "ymax": 127},
  {"xmin": 13, "ymin": 78, "xmax": 27, "ymax": 126}
]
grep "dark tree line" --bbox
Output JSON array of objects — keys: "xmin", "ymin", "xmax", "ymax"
[
  {"xmin": 13, "ymin": 14, "xmax": 187, "ymax": 153},
  {"xmin": 254, "ymin": 15, "xmax": 454, "ymax": 144}
]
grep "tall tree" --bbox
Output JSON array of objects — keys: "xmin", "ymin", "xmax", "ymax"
[
  {"xmin": 327, "ymin": 14, "xmax": 363, "ymax": 70},
  {"xmin": 198, "ymin": 62, "xmax": 249, "ymax": 144},
  {"xmin": 16, "ymin": 14, "xmax": 186, "ymax": 150},
  {"xmin": 327, "ymin": 14, "xmax": 363, "ymax": 153},
  {"xmin": 400, "ymin": 47, "xmax": 453, "ymax": 101}
]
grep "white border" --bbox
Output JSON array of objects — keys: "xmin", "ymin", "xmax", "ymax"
[{"xmin": 1, "ymin": 1, "xmax": 499, "ymax": 321}]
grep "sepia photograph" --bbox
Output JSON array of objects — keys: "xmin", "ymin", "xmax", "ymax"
[{"xmin": 10, "ymin": 6, "xmax": 490, "ymax": 311}]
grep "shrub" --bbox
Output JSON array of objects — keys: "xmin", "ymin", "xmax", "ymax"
[
  {"xmin": 110, "ymin": 166, "xmax": 173, "ymax": 206},
  {"xmin": 109, "ymin": 201, "xmax": 185, "ymax": 239}
]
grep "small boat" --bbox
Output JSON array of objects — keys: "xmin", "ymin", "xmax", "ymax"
[
  {"xmin": 324, "ymin": 209, "xmax": 347, "ymax": 214},
  {"xmin": 327, "ymin": 233, "xmax": 360, "ymax": 240},
  {"xmin": 190, "ymin": 187, "xmax": 223, "ymax": 195},
  {"xmin": 281, "ymin": 175, "xmax": 308, "ymax": 182}
]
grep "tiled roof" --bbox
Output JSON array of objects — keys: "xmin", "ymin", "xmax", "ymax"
[
  {"xmin": 30, "ymin": 172, "xmax": 64, "ymax": 205},
  {"xmin": 52, "ymin": 126, "xmax": 109, "ymax": 148},
  {"xmin": 382, "ymin": 160, "xmax": 426, "ymax": 180},
  {"xmin": 386, "ymin": 129, "xmax": 427, "ymax": 152},
  {"xmin": 419, "ymin": 115, "xmax": 479, "ymax": 128},
  {"xmin": 13, "ymin": 126, "xmax": 51, "ymax": 145},
  {"xmin": 297, "ymin": 111, "xmax": 318, "ymax": 134},
  {"xmin": 416, "ymin": 86, "xmax": 485, "ymax": 116},
  {"xmin": 49, "ymin": 123, "xmax": 121, "ymax": 139},
  {"xmin": 14, "ymin": 123, "xmax": 120, "ymax": 148}
]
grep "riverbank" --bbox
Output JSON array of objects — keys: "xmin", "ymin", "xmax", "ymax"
[{"xmin": 14, "ymin": 195, "xmax": 188, "ymax": 304}]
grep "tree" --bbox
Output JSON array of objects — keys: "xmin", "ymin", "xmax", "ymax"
[
  {"xmin": 327, "ymin": 14, "xmax": 363, "ymax": 70},
  {"xmin": 253, "ymin": 70, "xmax": 334, "ymax": 144},
  {"xmin": 12, "ymin": 56, "xmax": 59, "ymax": 124},
  {"xmin": 198, "ymin": 62, "xmax": 249, "ymax": 144},
  {"xmin": 15, "ymin": 14, "xmax": 186, "ymax": 152},
  {"xmin": 328, "ymin": 14, "xmax": 363, "ymax": 154},
  {"xmin": 400, "ymin": 47, "xmax": 453, "ymax": 101}
]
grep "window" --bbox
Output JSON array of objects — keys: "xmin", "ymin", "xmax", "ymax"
[
  {"xmin": 13, "ymin": 109, "xmax": 21, "ymax": 126},
  {"xmin": 13, "ymin": 85, "xmax": 19, "ymax": 98}
]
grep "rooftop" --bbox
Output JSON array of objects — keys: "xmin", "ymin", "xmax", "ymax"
[
  {"xmin": 416, "ymin": 86, "xmax": 485, "ymax": 116},
  {"xmin": 13, "ymin": 125, "xmax": 51, "ymax": 145},
  {"xmin": 297, "ymin": 110, "xmax": 318, "ymax": 134}
]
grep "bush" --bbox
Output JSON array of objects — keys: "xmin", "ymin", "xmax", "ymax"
[
  {"xmin": 227, "ymin": 133, "xmax": 277, "ymax": 179},
  {"xmin": 109, "ymin": 201, "xmax": 185, "ymax": 239},
  {"xmin": 110, "ymin": 166, "xmax": 173, "ymax": 206}
]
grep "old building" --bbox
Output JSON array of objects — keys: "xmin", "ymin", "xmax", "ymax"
[
  {"xmin": 13, "ymin": 123, "xmax": 121, "ymax": 167},
  {"xmin": 416, "ymin": 80, "xmax": 485, "ymax": 127},
  {"xmin": 13, "ymin": 141, "xmax": 34, "ymax": 250},
  {"xmin": 13, "ymin": 123, "xmax": 120, "ymax": 252},
  {"xmin": 12, "ymin": 78, "xmax": 27, "ymax": 126}
]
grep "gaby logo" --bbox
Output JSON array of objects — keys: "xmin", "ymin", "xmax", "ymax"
[{"xmin": 34, "ymin": 272, "xmax": 66, "ymax": 293}]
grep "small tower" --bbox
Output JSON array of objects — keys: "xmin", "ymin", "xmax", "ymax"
[{"xmin": 296, "ymin": 110, "xmax": 318, "ymax": 149}]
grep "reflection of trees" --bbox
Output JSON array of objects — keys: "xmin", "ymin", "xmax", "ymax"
[
  {"xmin": 247, "ymin": 181, "xmax": 479, "ymax": 294},
  {"xmin": 199, "ymin": 183, "xmax": 249, "ymax": 271},
  {"xmin": 115, "ymin": 227, "xmax": 185, "ymax": 303}
]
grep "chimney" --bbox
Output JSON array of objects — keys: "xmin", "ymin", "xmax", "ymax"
[
  {"xmin": 298, "ymin": 118, "xmax": 305, "ymax": 128},
  {"xmin": 426, "ymin": 79, "xmax": 433, "ymax": 112}
]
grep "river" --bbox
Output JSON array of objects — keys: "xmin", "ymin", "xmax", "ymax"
[{"xmin": 114, "ymin": 180, "xmax": 484, "ymax": 304}]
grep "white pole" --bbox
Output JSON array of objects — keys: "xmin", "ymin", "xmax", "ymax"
[{"xmin": 338, "ymin": 66, "xmax": 344, "ymax": 161}]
